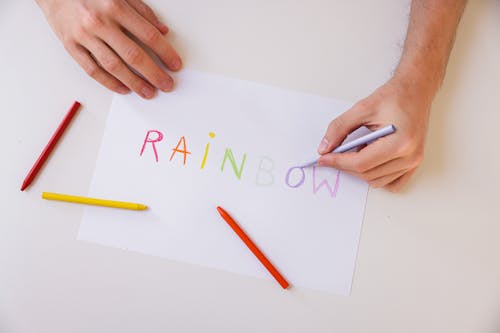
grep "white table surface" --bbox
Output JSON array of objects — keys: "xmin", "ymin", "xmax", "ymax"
[{"xmin": 1, "ymin": 1, "xmax": 499, "ymax": 332}]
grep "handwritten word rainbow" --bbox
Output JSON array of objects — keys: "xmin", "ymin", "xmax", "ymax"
[{"xmin": 139, "ymin": 130, "xmax": 341, "ymax": 198}]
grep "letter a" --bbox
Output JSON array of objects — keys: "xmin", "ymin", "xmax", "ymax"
[{"xmin": 170, "ymin": 136, "xmax": 191, "ymax": 165}]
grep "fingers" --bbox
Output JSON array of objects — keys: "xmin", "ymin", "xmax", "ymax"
[
  {"xmin": 384, "ymin": 168, "xmax": 417, "ymax": 192},
  {"xmin": 318, "ymin": 134, "xmax": 400, "ymax": 173},
  {"xmin": 82, "ymin": 37, "xmax": 157, "ymax": 98},
  {"xmin": 317, "ymin": 102, "xmax": 371, "ymax": 155},
  {"xmin": 66, "ymin": 43, "xmax": 130, "ymax": 94},
  {"xmin": 342, "ymin": 162, "xmax": 416, "ymax": 191},
  {"xmin": 126, "ymin": 0, "xmax": 169, "ymax": 34},
  {"xmin": 40, "ymin": 0, "xmax": 182, "ymax": 98},
  {"xmin": 367, "ymin": 169, "xmax": 408, "ymax": 188},
  {"xmin": 118, "ymin": 2, "xmax": 182, "ymax": 72},
  {"xmin": 316, "ymin": 128, "xmax": 422, "ymax": 192},
  {"xmin": 109, "ymin": 33, "xmax": 174, "ymax": 92},
  {"xmin": 313, "ymin": 73, "xmax": 431, "ymax": 193},
  {"xmin": 358, "ymin": 157, "xmax": 410, "ymax": 181}
]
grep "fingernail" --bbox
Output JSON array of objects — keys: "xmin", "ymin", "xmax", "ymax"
[
  {"xmin": 159, "ymin": 23, "xmax": 169, "ymax": 34},
  {"xmin": 141, "ymin": 86, "xmax": 155, "ymax": 99},
  {"xmin": 116, "ymin": 85, "xmax": 130, "ymax": 94},
  {"xmin": 318, "ymin": 137, "xmax": 329, "ymax": 153},
  {"xmin": 159, "ymin": 77, "xmax": 173, "ymax": 92},
  {"xmin": 170, "ymin": 58, "xmax": 182, "ymax": 71}
]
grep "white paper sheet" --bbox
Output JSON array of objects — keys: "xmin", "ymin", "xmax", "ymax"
[{"xmin": 79, "ymin": 70, "xmax": 368, "ymax": 295}]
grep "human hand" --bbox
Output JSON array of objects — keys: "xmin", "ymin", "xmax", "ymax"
[
  {"xmin": 317, "ymin": 75, "xmax": 435, "ymax": 192},
  {"xmin": 36, "ymin": 0, "xmax": 182, "ymax": 99}
]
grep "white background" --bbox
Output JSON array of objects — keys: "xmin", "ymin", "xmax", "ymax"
[{"xmin": 1, "ymin": 1, "xmax": 499, "ymax": 332}]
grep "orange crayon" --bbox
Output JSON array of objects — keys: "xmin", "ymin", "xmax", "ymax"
[{"xmin": 216, "ymin": 206, "xmax": 290, "ymax": 289}]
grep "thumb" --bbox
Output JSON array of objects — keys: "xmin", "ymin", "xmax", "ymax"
[{"xmin": 317, "ymin": 103, "xmax": 367, "ymax": 155}]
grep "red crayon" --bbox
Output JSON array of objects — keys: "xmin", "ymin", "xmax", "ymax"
[
  {"xmin": 20, "ymin": 101, "xmax": 81, "ymax": 191},
  {"xmin": 216, "ymin": 206, "xmax": 290, "ymax": 289}
]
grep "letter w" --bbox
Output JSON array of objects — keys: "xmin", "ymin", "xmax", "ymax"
[{"xmin": 312, "ymin": 166, "xmax": 341, "ymax": 197}]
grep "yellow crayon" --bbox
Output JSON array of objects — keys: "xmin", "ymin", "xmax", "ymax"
[{"xmin": 42, "ymin": 192, "xmax": 148, "ymax": 210}]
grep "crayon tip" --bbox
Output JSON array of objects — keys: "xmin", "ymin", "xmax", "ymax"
[
  {"xmin": 20, "ymin": 181, "xmax": 29, "ymax": 191},
  {"xmin": 216, "ymin": 206, "xmax": 225, "ymax": 215}
]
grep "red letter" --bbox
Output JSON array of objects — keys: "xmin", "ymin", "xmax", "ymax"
[
  {"xmin": 170, "ymin": 136, "xmax": 191, "ymax": 165},
  {"xmin": 140, "ymin": 130, "xmax": 164, "ymax": 162}
]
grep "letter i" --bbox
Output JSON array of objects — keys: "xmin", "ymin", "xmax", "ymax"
[{"xmin": 200, "ymin": 132, "xmax": 216, "ymax": 169}]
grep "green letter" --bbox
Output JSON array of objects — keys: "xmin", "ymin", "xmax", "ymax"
[{"xmin": 220, "ymin": 148, "xmax": 247, "ymax": 180}]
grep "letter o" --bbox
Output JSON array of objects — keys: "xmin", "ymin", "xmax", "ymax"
[{"xmin": 285, "ymin": 166, "xmax": 306, "ymax": 188}]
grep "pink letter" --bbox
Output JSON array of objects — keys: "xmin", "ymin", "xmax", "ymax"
[
  {"xmin": 140, "ymin": 130, "xmax": 164, "ymax": 162},
  {"xmin": 312, "ymin": 166, "xmax": 340, "ymax": 197}
]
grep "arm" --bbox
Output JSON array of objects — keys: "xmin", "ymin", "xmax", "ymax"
[
  {"xmin": 318, "ymin": 0, "xmax": 466, "ymax": 192},
  {"xmin": 35, "ymin": 0, "xmax": 182, "ymax": 99}
]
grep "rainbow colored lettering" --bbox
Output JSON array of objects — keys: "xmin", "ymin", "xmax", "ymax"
[{"xmin": 139, "ymin": 129, "xmax": 341, "ymax": 198}]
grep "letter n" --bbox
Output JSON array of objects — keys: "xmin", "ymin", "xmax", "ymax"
[{"xmin": 220, "ymin": 148, "xmax": 247, "ymax": 180}]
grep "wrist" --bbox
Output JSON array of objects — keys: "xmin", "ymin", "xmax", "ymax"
[{"xmin": 391, "ymin": 62, "xmax": 442, "ymax": 106}]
